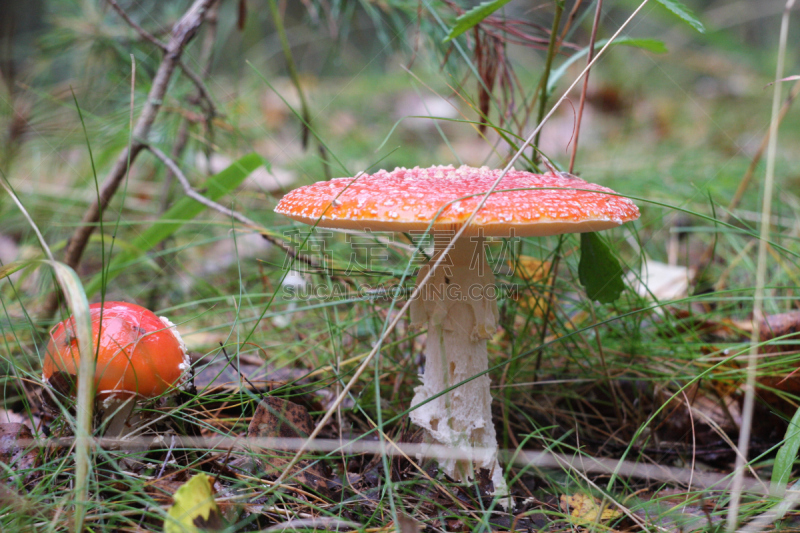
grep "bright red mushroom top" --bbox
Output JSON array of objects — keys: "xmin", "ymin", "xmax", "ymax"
[
  {"xmin": 43, "ymin": 302, "xmax": 189, "ymax": 399},
  {"xmin": 275, "ymin": 165, "xmax": 640, "ymax": 237}
]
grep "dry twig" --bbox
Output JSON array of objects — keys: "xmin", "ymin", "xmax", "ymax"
[
  {"xmin": 106, "ymin": 0, "xmax": 218, "ymax": 118},
  {"xmin": 568, "ymin": 0, "xmax": 602, "ymax": 173},
  {"xmin": 142, "ymin": 143, "xmax": 352, "ymax": 283},
  {"xmin": 42, "ymin": 0, "xmax": 217, "ymax": 319}
]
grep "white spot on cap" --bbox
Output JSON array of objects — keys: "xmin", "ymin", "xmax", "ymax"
[{"xmin": 159, "ymin": 316, "xmax": 191, "ymax": 383}]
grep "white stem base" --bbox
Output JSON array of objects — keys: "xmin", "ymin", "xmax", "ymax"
[
  {"xmin": 100, "ymin": 395, "xmax": 136, "ymax": 438},
  {"xmin": 409, "ymin": 236, "xmax": 508, "ymax": 501}
]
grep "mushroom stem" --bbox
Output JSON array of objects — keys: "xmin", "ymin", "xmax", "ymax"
[
  {"xmin": 410, "ymin": 234, "xmax": 507, "ymax": 495},
  {"xmin": 100, "ymin": 395, "xmax": 137, "ymax": 437}
]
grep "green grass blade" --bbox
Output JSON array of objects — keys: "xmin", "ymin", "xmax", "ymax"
[
  {"xmin": 548, "ymin": 37, "xmax": 668, "ymax": 94},
  {"xmin": 654, "ymin": 0, "xmax": 705, "ymax": 33},
  {"xmin": 442, "ymin": 0, "xmax": 513, "ymax": 43},
  {"xmin": 44, "ymin": 260, "xmax": 94, "ymax": 533},
  {"xmin": 0, "ymin": 260, "xmax": 33, "ymax": 280},
  {"xmin": 83, "ymin": 152, "xmax": 264, "ymax": 297},
  {"xmin": 771, "ymin": 406, "xmax": 800, "ymax": 496}
]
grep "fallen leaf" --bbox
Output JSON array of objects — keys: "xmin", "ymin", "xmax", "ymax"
[
  {"xmin": 560, "ymin": 492, "xmax": 621, "ymax": 524},
  {"xmin": 753, "ymin": 311, "xmax": 800, "ymax": 421},
  {"xmin": 760, "ymin": 310, "xmax": 800, "ymax": 352},
  {"xmin": 396, "ymin": 513, "xmax": 422, "ymax": 533},
  {"xmin": 510, "ymin": 255, "xmax": 553, "ymax": 315},
  {"xmin": 626, "ymin": 259, "xmax": 694, "ymax": 303},
  {"xmin": 0, "ymin": 423, "xmax": 39, "ymax": 483},
  {"xmin": 247, "ymin": 397, "xmax": 331, "ymax": 495},
  {"xmin": 165, "ymin": 473, "xmax": 224, "ymax": 533}
]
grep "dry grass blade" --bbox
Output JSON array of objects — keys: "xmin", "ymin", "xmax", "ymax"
[
  {"xmin": 263, "ymin": 518, "xmax": 363, "ymax": 532},
  {"xmin": 726, "ymin": 0, "xmax": 797, "ymax": 530},
  {"xmin": 568, "ymin": 0, "xmax": 603, "ymax": 173},
  {"xmin": 739, "ymin": 482, "xmax": 800, "ymax": 532}
]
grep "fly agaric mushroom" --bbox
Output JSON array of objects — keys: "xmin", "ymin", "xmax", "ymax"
[
  {"xmin": 275, "ymin": 165, "xmax": 639, "ymax": 495},
  {"xmin": 43, "ymin": 301, "xmax": 190, "ymax": 436}
]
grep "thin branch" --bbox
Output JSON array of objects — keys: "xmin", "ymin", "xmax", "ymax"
[
  {"xmin": 569, "ymin": 0, "xmax": 602, "ymax": 173},
  {"xmin": 178, "ymin": 59, "xmax": 217, "ymax": 117},
  {"xmin": 533, "ymin": 2, "xmax": 564, "ymax": 152},
  {"xmin": 106, "ymin": 0, "xmax": 217, "ymax": 118},
  {"xmin": 106, "ymin": 0, "xmax": 167, "ymax": 51},
  {"xmin": 693, "ymin": 77, "xmax": 800, "ymax": 279},
  {"xmin": 145, "ymin": 144, "xmax": 260, "ymax": 229},
  {"xmin": 142, "ymin": 143, "xmax": 348, "ymax": 282},
  {"xmin": 159, "ymin": 0, "xmax": 220, "ymax": 217},
  {"xmin": 559, "ymin": 0, "xmax": 585, "ymax": 41},
  {"xmin": 42, "ymin": 0, "xmax": 216, "ymax": 320}
]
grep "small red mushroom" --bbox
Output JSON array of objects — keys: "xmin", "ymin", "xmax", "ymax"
[{"xmin": 43, "ymin": 301, "xmax": 190, "ymax": 435}]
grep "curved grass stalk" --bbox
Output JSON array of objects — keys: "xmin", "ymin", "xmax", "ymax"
[
  {"xmin": 1, "ymin": 177, "xmax": 94, "ymax": 532},
  {"xmin": 726, "ymin": 0, "xmax": 797, "ymax": 530}
]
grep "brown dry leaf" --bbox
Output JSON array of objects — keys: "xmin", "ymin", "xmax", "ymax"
[
  {"xmin": 247, "ymin": 397, "xmax": 331, "ymax": 495},
  {"xmin": 750, "ymin": 311, "xmax": 800, "ymax": 421},
  {"xmin": 396, "ymin": 513, "xmax": 422, "ymax": 533},
  {"xmin": 513, "ymin": 255, "xmax": 551, "ymax": 283},
  {"xmin": 759, "ymin": 310, "xmax": 800, "ymax": 352},
  {"xmin": 0, "ymin": 423, "xmax": 39, "ymax": 476},
  {"xmin": 0, "ymin": 409, "xmax": 35, "ymax": 428},
  {"xmin": 445, "ymin": 517, "xmax": 466, "ymax": 532},
  {"xmin": 560, "ymin": 493, "xmax": 621, "ymax": 525}
]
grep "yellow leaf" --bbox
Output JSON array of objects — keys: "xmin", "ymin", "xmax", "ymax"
[
  {"xmin": 165, "ymin": 474, "xmax": 224, "ymax": 533},
  {"xmin": 512, "ymin": 256, "xmax": 551, "ymax": 283},
  {"xmin": 560, "ymin": 492, "xmax": 621, "ymax": 524},
  {"xmin": 510, "ymin": 256, "xmax": 553, "ymax": 315}
]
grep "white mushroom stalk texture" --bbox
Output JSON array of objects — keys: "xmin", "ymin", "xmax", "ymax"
[
  {"xmin": 409, "ymin": 234, "xmax": 504, "ymax": 492},
  {"xmin": 275, "ymin": 165, "xmax": 640, "ymax": 498}
]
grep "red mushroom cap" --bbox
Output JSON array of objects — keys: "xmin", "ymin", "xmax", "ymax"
[
  {"xmin": 275, "ymin": 165, "xmax": 639, "ymax": 237},
  {"xmin": 43, "ymin": 302, "xmax": 189, "ymax": 399}
]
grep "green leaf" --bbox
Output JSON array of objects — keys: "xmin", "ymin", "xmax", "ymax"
[
  {"xmin": 771, "ymin": 407, "xmax": 800, "ymax": 497},
  {"xmin": 84, "ymin": 153, "xmax": 264, "ymax": 297},
  {"xmin": 165, "ymin": 473, "xmax": 224, "ymax": 533},
  {"xmin": 655, "ymin": 0, "xmax": 705, "ymax": 33},
  {"xmin": 579, "ymin": 232, "xmax": 625, "ymax": 304},
  {"xmin": 548, "ymin": 37, "xmax": 668, "ymax": 94},
  {"xmin": 613, "ymin": 38, "xmax": 669, "ymax": 54},
  {"xmin": 443, "ymin": 0, "xmax": 513, "ymax": 43}
]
